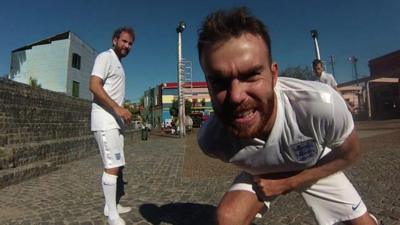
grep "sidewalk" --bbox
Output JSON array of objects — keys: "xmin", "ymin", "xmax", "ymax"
[{"xmin": 0, "ymin": 122, "xmax": 399, "ymax": 224}]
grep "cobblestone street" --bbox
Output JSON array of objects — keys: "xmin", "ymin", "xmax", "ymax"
[{"xmin": 0, "ymin": 120, "xmax": 399, "ymax": 225}]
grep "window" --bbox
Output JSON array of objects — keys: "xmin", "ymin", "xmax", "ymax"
[
  {"xmin": 72, "ymin": 53, "xmax": 81, "ymax": 70},
  {"xmin": 72, "ymin": 81, "xmax": 79, "ymax": 97}
]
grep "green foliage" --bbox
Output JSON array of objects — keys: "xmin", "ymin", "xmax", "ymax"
[
  {"xmin": 200, "ymin": 98, "xmax": 206, "ymax": 106},
  {"xmin": 139, "ymin": 96, "xmax": 144, "ymax": 106},
  {"xmin": 123, "ymin": 99, "xmax": 133, "ymax": 113},
  {"xmin": 185, "ymin": 99, "xmax": 192, "ymax": 115},
  {"xmin": 279, "ymin": 66, "xmax": 313, "ymax": 80},
  {"xmin": 170, "ymin": 98, "xmax": 192, "ymax": 116},
  {"xmin": 29, "ymin": 77, "xmax": 41, "ymax": 88},
  {"xmin": 169, "ymin": 99, "xmax": 179, "ymax": 117},
  {"xmin": 123, "ymin": 99, "xmax": 141, "ymax": 116}
]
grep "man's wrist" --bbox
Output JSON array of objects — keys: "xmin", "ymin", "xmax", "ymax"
[
  {"xmin": 286, "ymin": 176, "xmax": 298, "ymax": 191},
  {"xmin": 112, "ymin": 105, "xmax": 121, "ymax": 112}
]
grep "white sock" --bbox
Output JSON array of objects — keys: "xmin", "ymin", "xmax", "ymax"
[{"xmin": 102, "ymin": 172, "xmax": 119, "ymax": 219}]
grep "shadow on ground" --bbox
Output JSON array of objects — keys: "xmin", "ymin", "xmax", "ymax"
[
  {"xmin": 139, "ymin": 202, "xmax": 259, "ymax": 225},
  {"xmin": 139, "ymin": 202, "xmax": 217, "ymax": 225}
]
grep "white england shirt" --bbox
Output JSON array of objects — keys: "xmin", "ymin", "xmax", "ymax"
[
  {"xmin": 91, "ymin": 49, "xmax": 126, "ymax": 131},
  {"xmin": 197, "ymin": 77, "xmax": 353, "ymax": 175},
  {"xmin": 313, "ymin": 71, "xmax": 338, "ymax": 89}
]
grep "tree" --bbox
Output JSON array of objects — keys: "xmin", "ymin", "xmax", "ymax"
[
  {"xmin": 170, "ymin": 99, "xmax": 178, "ymax": 117},
  {"xmin": 139, "ymin": 96, "xmax": 144, "ymax": 107},
  {"xmin": 123, "ymin": 99, "xmax": 131, "ymax": 108},
  {"xmin": 170, "ymin": 99, "xmax": 192, "ymax": 117},
  {"xmin": 279, "ymin": 66, "xmax": 313, "ymax": 80},
  {"xmin": 29, "ymin": 77, "xmax": 41, "ymax": 88},
  {"xmin": 123, "ymin": 99, "xmax": 134, "ymax": 114},
  {"xmin": 185, "ymin": 99, "xmax": 192, "ymax": 115}
]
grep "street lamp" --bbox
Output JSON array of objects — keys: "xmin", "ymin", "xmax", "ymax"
[
  {"xmin": 176, "ymin": 21, "xmax": 186, "ymax": 138},
  {"xmin": 310, "ymin": 29, "xmax": 321, "ymax": 60},
  {"xmin": 349, "ymin": 56, "xmax": 359, "ymax": 80},
  {"xmin": 176, "ymin": 21, "xmax": 185, "ymax": 33}
]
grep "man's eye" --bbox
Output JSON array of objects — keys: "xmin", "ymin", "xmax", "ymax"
[
  {"xmin": 239, "ymin": 75, "xmax": 256, "ymax": 83},
  {"xmin": 209, "ymin": 78, "xmax": 228, "ymax": 90}
]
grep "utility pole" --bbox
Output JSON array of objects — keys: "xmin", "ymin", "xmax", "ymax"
[
  {"xmin": 349, "ymin": 56, "xmax": 359, "ymax": 80},
  {"xmin": 176, "ymin": 21, "xmax": 186, "ymax": 138},
  {"xmin": 330, "ymin": 55, "xmax": 335, "ymax": 77}
]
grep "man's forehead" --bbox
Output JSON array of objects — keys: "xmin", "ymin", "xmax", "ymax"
[{"xmin": 203, "ymin": 43, "xmax": 267, "ymax": 75}]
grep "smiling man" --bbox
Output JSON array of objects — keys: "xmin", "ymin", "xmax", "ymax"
[{"xmin": 197, "ymin": 7, "xmax": 378, "ymax": 225}]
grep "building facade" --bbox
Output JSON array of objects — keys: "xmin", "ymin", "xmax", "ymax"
[
  {"xmin": 338, "ymin": 49, "xmax": 400, "ymax": 120},
  {"xmin": 143, "ymin": 82, "xmax": 213, "ymax": 128},
  {"xmin": 9, "ymin": 31, "xmax": 97, "ymax": 100}
]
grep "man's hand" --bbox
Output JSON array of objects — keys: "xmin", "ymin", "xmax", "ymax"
[
  {"xmin": 90, "ymin": 76, "xmax": 132, "ymax": 125},
  {"xmin": 114, "ymin": 106, "xmax": 132, "ymax": 124},
  {"xmin": 253, "ymin": 173, "xmax": 297, "ymax": 199},
  {"xmin": 253, "ymin": 130, "xmax": 361, "ymax": 200}
]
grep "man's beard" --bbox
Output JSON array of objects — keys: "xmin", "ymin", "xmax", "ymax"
[
  {"xmin": 216, "ymin": 95, "xmax": 275, "ymax": 139},
  {"xmin": 229, "ymin": 112, "xmax": 270, "ymax": 139},
  {"xmin": 114, "ymin": 47, "xmax": 129, "ymax": 58}
]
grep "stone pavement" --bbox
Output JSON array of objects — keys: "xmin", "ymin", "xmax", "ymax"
[{"xmin": 0, "ymin": 120, "xmax": 400, "ymax": 225}]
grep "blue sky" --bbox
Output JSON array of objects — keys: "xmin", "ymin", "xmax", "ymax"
[{"xmin": 1, "ymin": 0, "xmax": 399, "ymax": 102}]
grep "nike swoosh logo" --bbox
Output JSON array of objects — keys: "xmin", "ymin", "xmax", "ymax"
[{"xmin": 352, "ymin": 200, "xmax": 362, "ymax": 211}]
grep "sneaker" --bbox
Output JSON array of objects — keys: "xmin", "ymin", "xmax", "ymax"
[
  {"xmin": 104, "ymin": 204, "xmax": 132, "ymax": 217},
  {"xmin": 108, "ymin": 216, "xmax": 125, "ymax": 225}
]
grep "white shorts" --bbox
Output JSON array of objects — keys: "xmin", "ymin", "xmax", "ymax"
[
  {"xmin": 94, "ymin": 129, "xmax": 125, "ymax": 169},
  {"xmin": 229, "ymin": 171, "xmax": 367, "ymax": 225}
]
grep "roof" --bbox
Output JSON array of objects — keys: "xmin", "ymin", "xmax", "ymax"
[
  {"xmin": 338, "ymin": 75, "xmax": 399, "ymax": 87},
  {"xmin": 368, "ymin": 49, "xmax": 400, "ymax": 65},
  {"xmin": 12, "ymin": 31, "xmax": 71, "ymax": 53}
]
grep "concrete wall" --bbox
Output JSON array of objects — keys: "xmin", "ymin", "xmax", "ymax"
[
  {"xmin": 10, "ymin": 32, "xmax": 97, "ymax": 100},
  {"xmin": 66, "ymin": 32, "xmax": 97, "ymax": 100},
  {"xmin": 0, "ymin": 79, "xmax": 140, "ymax": 188}
]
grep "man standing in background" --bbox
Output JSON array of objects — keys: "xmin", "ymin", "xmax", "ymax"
[
  {"xmin": 312, "ymin": 59, "xmax": 338, "ymax": 90},
  {"xmin": 313, "ymin": 59, "xmax": 355, "ymax": 112},
  {"xmin": 89, "ymin": 26, "xmax": 135, "ymax": 225}
]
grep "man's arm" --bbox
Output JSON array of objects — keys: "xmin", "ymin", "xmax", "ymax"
[
  {"xmin": 334, "ymin": 86, "xmax": 356, "ymax": 113},
  {"xmin": 254, "ymin": 129, "xmax": 360, "ymax": 197},
  {"xmin": 89, "ymin": 76, "xmax": 132, "ymax": 124}
]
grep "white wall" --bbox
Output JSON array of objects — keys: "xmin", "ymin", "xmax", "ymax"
[
  {"xmin": 10, "ymin": 39, "xmax": 69, "ymax": 93},
  {"xmin": 67, "ymin": 33, "xmax": 97, "ymax": 100},
  {"xmin": 10, "ymin": 32, "xmax": 98, "ymax": 100}
]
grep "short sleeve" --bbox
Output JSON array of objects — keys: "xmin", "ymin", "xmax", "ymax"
[
  {"xmin": 324, "ymin": 89, "xmax": 354, "ymax": 148},
  {"xmin": 91, "ymin": 52, "xmax": 110, "ymax": 80}
]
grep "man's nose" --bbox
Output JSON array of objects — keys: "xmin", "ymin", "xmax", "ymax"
[{"xmin": 229, "ymin": 79, "xmax": 245, "ymax": 104}]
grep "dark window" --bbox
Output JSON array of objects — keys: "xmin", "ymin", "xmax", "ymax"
[
  {"xmin": 72, "ymin": 53, "xmax": 81, "ymax": 70},
  {"xmin": 72, "ymin": 81, "xmax": 79, "ymax": 97}
]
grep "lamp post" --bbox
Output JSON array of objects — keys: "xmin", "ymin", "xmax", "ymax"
[
  {"xmin": 176, "ymin": 21, "xmax": 186, "ymax": 138},
  {"xmin": 310, "ymin": 29, "xmax": 321, "ymax": 60}
]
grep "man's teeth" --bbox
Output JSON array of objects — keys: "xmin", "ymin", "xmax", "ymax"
[{"xmin": 237, "ymin": 110, "xmax": 254, "ymax": 118}]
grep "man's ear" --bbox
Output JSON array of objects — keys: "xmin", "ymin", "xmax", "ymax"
[
  {"xmin": 270, "ymin": 62, "xmax": 278, "ymax": 87},
  {"xmin": 112, "ymin": 37, "xmax": 117, "ymax": 47}
]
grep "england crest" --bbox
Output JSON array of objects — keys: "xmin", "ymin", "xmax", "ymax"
[{"xmin": 289, "ymin": 140, "xmax": 318, "ymax": 163}]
